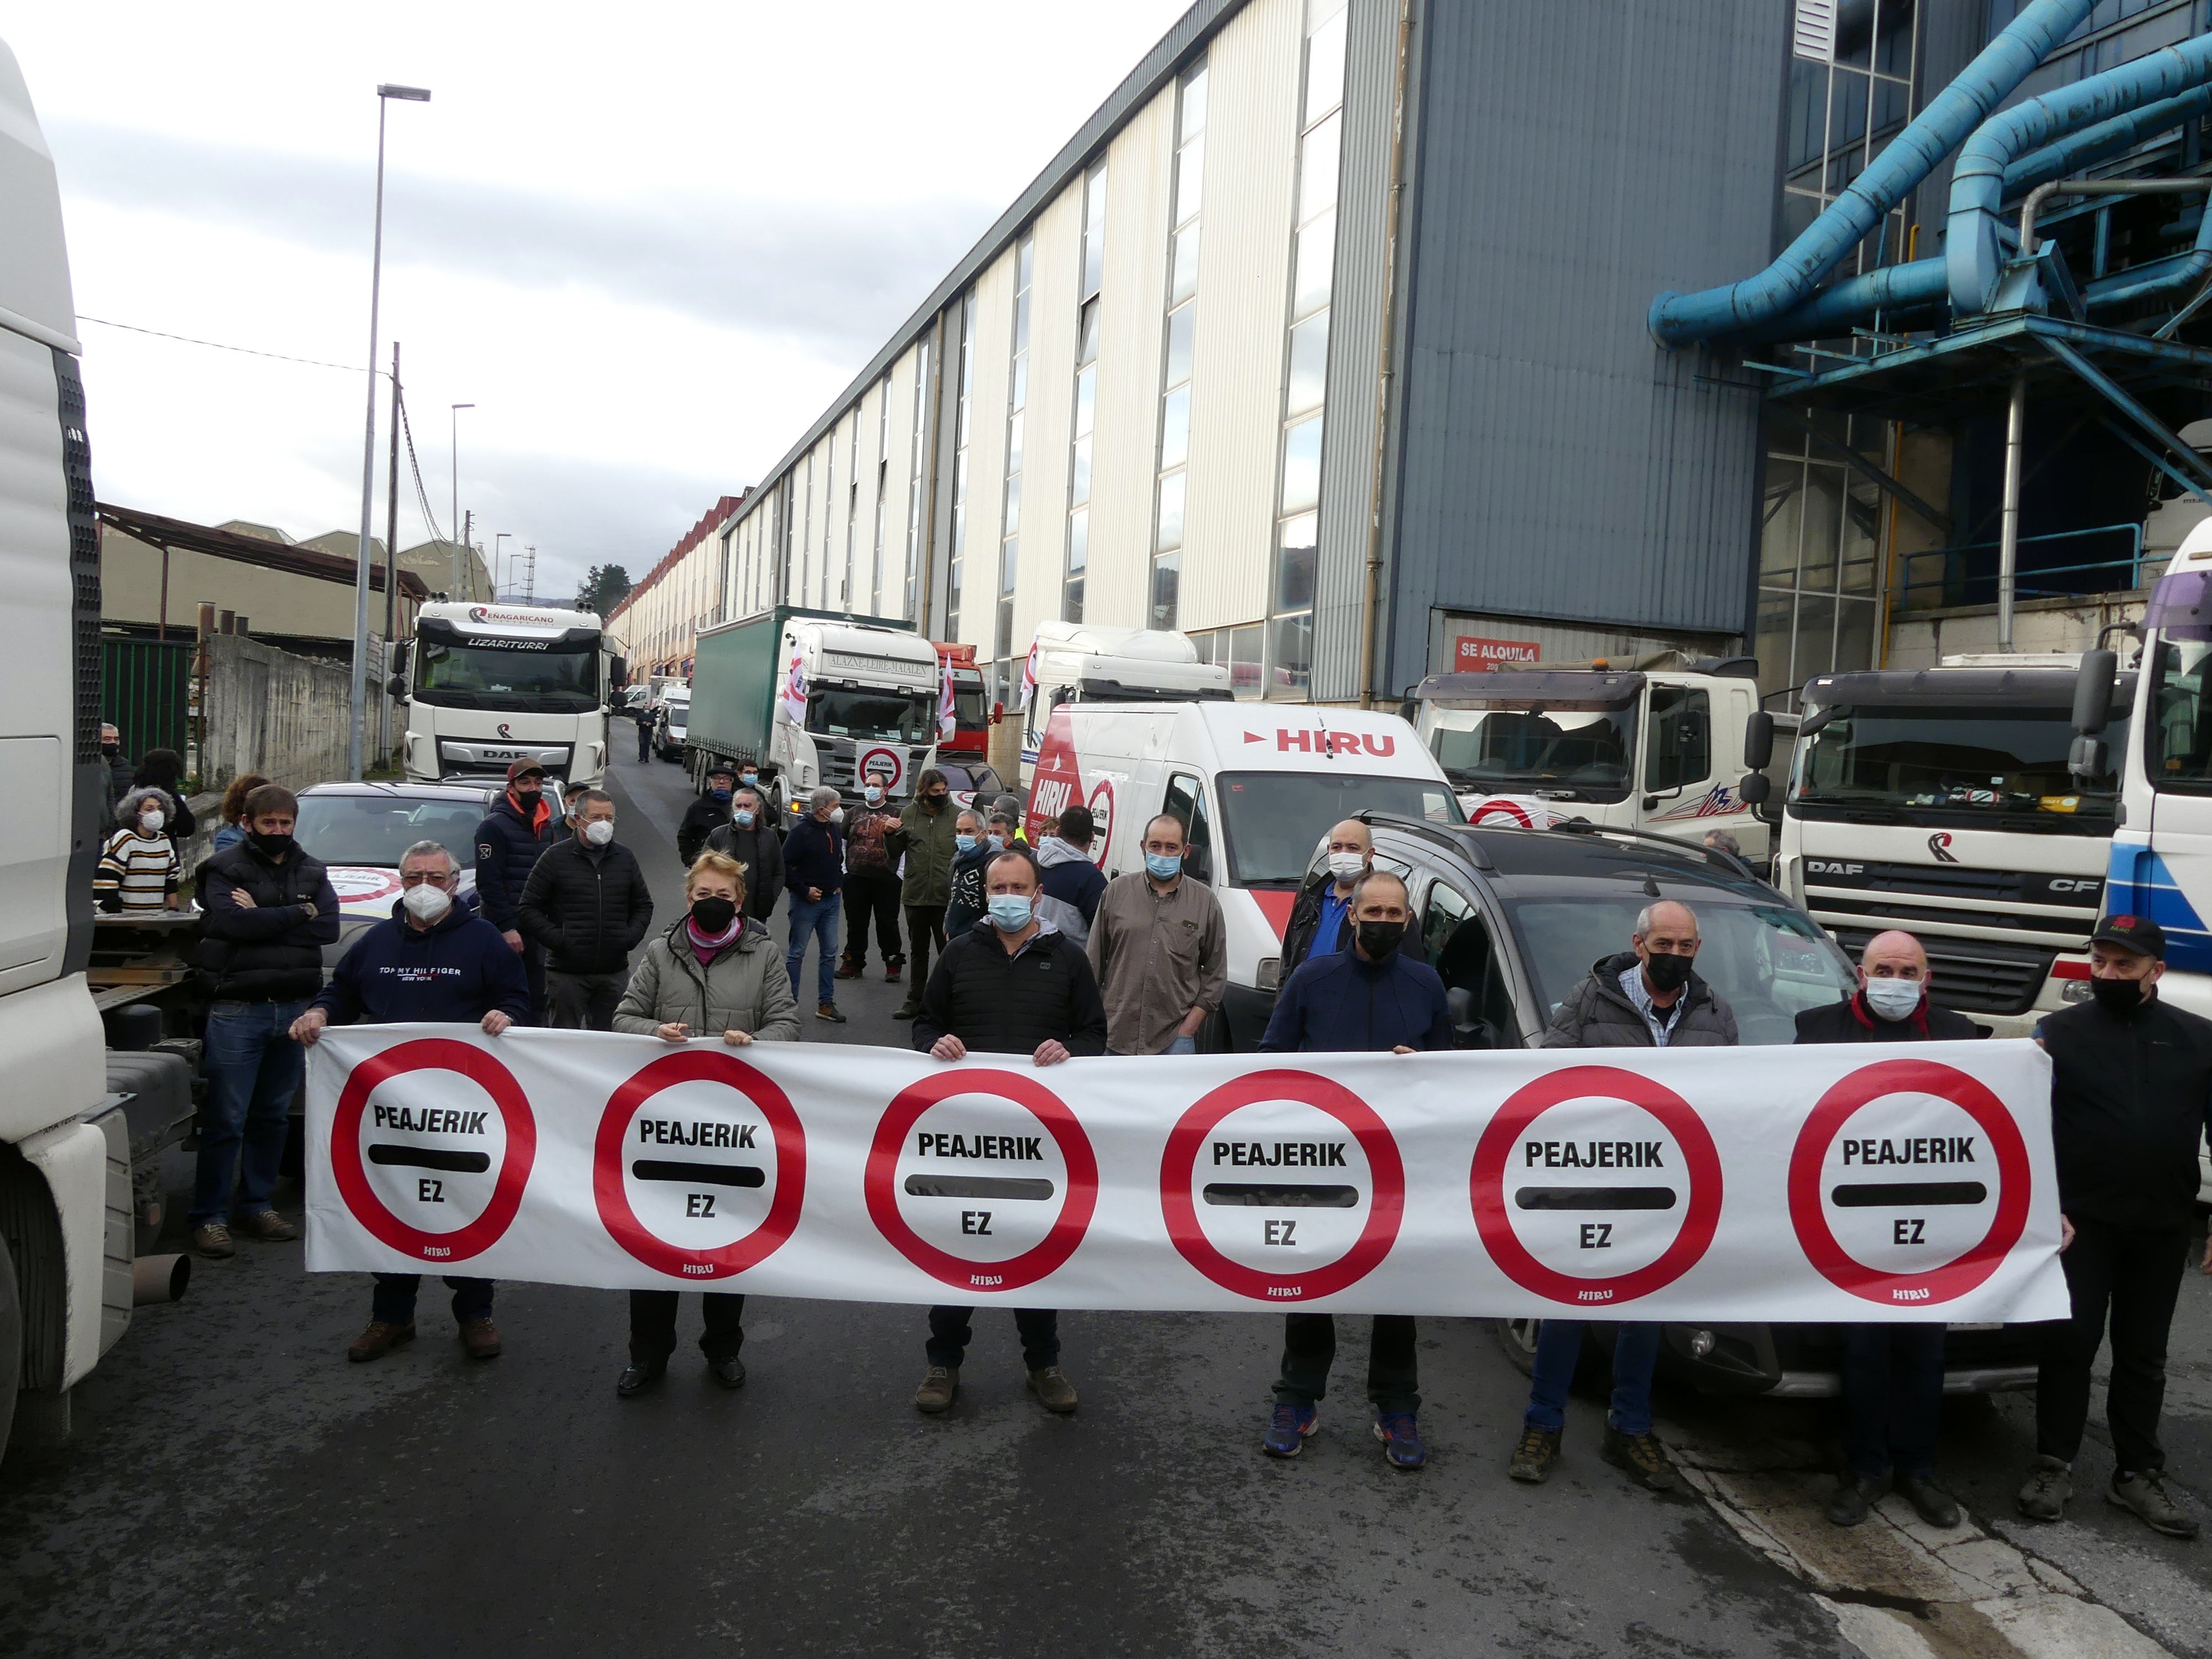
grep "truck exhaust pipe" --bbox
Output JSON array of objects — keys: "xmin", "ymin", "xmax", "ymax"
[{"xmin": 133, "ymin": 1253, "xmax": 191, "ymax": 1306}]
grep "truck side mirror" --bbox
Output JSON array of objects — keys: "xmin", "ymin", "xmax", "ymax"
[
  {"xmin": 1738, "ymin": 771, "xmax": 1771, "ymax": 807},
  {"xmin": 991, "ymin": 701, "xmax": 1005, "ymax": 725},
  {"xmin": 1399, "ymin": 697, "xmax": 1418, "ymax": 723},
  {"xmin": 2067, "ymin": 735, "xmax": 2108, "ymax": 781},
  {"xmin": 384, "ymin": 674, "xmax": 405, "ymax": 698},
  {"xmin": 612, "ymin": 656, "xmax": 630, "ymax": 689},
  {"xmin": 391, "ymin": 640, "xmax": 411, "ymax": 675},
  {"xmin": 2070, "ymin": 648, "xmax": 2116, "ymax": 737},
  {"xmin": 1743, "ymin": 710, "xmax": 1775, "ymax": 771}
]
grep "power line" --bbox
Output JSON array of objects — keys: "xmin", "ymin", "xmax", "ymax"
[
  {"xmin": 76, "ymin": 315, "xmax": 374, "ymax": 374},
  {"xmin": 395, "ymin": 388, "xmax": 451, "ymax": 550}
]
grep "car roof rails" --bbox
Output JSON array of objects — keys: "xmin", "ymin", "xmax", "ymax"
[
  {"xmin": 1544, "ymin": 818, "xmax": 1758, "ymax": 881},
  {"xmin": 1357, "ymin": 810, "xmax": 1495, "ymax": 871}
]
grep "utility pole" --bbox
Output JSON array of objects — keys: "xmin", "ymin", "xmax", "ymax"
[
  {"xmin": 381, "ymin": 341, "xmax": 402, "ymax": 773},
  {"xmin": 450, "ymin": 401, "xmax": 473, "ymax": 596},
  {"xmin": 461, "ymin": 509, "xmax": 473, "ymax": 597}
]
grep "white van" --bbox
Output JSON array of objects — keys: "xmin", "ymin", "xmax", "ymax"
[{"xmin": 1022, "ymin": 700, "xmax": 1462, "ymax": 1048}]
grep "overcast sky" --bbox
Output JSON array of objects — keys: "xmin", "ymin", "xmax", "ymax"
[{"xmin": 6, "ymin": 1, "xmax": 1193, "ymax": 605}]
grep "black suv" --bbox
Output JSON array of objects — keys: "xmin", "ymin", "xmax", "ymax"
[{"xmin": 1314, "ymin": 812, "xmax": 2042, "ymax": 1400}]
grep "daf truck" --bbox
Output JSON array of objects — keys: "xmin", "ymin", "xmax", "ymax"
[
  {"xmin": 391, "ymin": 601, "xmax": 627, "ymax": 789},
  {"xmin": 685, "ymin": 606, "xmax": 942, "ymax": 818},
  {"xmin": 1766, "ymin": 655, "xmax": 2129, "ymax": 1037},
  {"xmin": 1016, "ymin": 621, "xmax": 1232, "ymax": 784}
]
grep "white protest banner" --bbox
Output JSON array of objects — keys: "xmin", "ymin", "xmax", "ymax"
[{"xmin": 304, "ymin": 1028, "xmax": 2069, "ymax": 1322}]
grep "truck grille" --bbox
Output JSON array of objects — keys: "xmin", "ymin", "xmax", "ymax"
[{"xmin": 1829, "ymin": 926, "xmax": 2053, "ymax": 1016}]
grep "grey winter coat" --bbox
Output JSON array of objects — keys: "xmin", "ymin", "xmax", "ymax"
[
  {"xmin": 1540, "ymin": 951, "xmax": 1739, "ymax": 1048},
  {"xmin": 613, "ymin": 919, "xmax": 803, "ymax": 1041}
]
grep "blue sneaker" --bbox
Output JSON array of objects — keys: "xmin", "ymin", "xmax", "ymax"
[
  {"xmin": 1374, "ymin": 1412, "xmax": 1426, "ymax": 1470},
  {"xmin": 1263, "ymin": 1403, "xmax": 1319, "ymax": 1457}
]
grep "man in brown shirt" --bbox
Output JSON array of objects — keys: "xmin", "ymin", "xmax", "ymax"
[{"xmin": 1087, "ymin": 812, "xmax": 1227, "ymax": 1055}]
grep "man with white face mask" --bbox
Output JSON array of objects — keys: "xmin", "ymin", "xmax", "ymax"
[
  {"xmin": 519, "ymin": 789, "xmax": 654, "ymax": 1030},
  {"xmin": 1279, "ymin": 820, "xmax": 1426, "ymax": 975},
  {"xmin": 293, "ymin": 842, "xmax": 531, "ymax": 1363},
  {"xmin": 1793, "ymin": 930, "xmax": 1980, "ymax": 1532}
]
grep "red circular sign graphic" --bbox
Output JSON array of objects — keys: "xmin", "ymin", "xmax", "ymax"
[
  {"xmin": 858, "ymin": 745, "xmax": 905, "ymax": 791},
  {"xmin": 1470, "ymin": 1065, "xmax": 1723, "ymax": 1305},
  {"xmin": 593, "ymin": 1050, "xmax": 807, "ymax": 1280},
  {"xmin": 865, "ymin": 1069, "xmax": 1099, "ymax": 1292},
  {"xmin": 1161, "ymin": 1071, "xmax": 1405, "ymax": 1301},
  {"xmin": 330, "ymin": 1037, "xmax": 536, "ymax": 1262},
  {"xmin": 1787, "ymin": 1058, "xmax": 2030, "ymax": 1306},
  {"xmin": 1084, "ymin": 780, "xmax": 1115, "ymax": 869}
]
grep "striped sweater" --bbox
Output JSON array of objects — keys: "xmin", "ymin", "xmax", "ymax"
[{"xmin": 95, "ymin": 828, "xmax": 180, "ymax": 913}]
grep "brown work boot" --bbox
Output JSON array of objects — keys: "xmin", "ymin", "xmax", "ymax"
[
  {"xmin": 1027, "ymin": 1365, "xmax": 1078, "ymax": 1414},
  {"xmin": 192, "ymin": 1220, "xmax": 235, "ymax": 1260},
  {"xmin": 348, "ymin": 1321, "xmax": 415, "ymax": 1363},
  {"xmin": 458, "ymin": 1317, "xmax": 503, "ymax": 1360},
  {"xmin": 233, "ymin": 1209, "xmax": 300, "ymax": 1242},
  {"xmin": 914, "ymin": 1365, "xmax": 959, "ymax": 1413},
  {"xmin": 1508, "ymin": 1425, "xmax": 1561, "ymax": 1483},
  {"xmin": 1603, "ymin": 1424, "xmax": 1678, "ymax": 1490}
]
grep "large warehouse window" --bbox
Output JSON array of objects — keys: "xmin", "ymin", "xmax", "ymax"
[
  {"xmin": 1000, "ymin": 235, "xmax": 1035, "ymax": 659},
  {"xmin": 872, "ymin": 373, "xmax": 890, "ymax": 615},
  {"xmin": 1267, "ymin": 0, "xmax": 1347, "ymax": 699},
  {"xmin": 799, "ymin": 452, "xmax": 814, "ymax": 607},
  {"xmin": 948, "ymin": 291, "xmax": 978, "ymax": 640},
  {"xmin": 844, "ymin": 410, "xmax": 860, "ymax": 611},
  {"xmin": 1065, "ymin": 164, "xmax": 1107, "ymax": 626},
  {"xmin": 1756, "ymin": 417, "xmax": 1882, "ymax": 700},
  {"xmin": 905, "ymin": 337, "xmax": 931, "ymax": 621},
  {"xmin": 1152, "ymin": 59, "xmax": 1206, "ymax": 633}
]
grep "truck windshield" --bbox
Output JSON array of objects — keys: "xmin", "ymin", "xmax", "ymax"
[
  {"xmin": 953, "ymin": 674, "xmax": 989, "ymax": 728},
  {"xmin": 1790, "ymin": 704, "xmax": 2122, "ymax": 831},
  {"xmin": 1506, "ymin": 896, "xmax": 1853, "ymax": 1046},
  {"xmin": 1215, "ymin": 771, "xmax": 1460, "ymax": 886},
  {"xmin": 1425, "ymin": 703, "xmax": 1636, "ymax": 802},
  {"xmin": 414, "ymin": 637, "xmax": 601, "ymax": 713},
  {"xmin": 807, "ymin": 687, "xmax": 933, "ymax": 742}
]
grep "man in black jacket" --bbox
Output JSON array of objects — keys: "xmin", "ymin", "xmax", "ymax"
[
  {"xmin": 706, "ymin": 786, "xmax": 786, "ymax": 922},
  {"xmin": 190, "ymin": 784, "xmax": 339, "ymax": 1260},
  {"xmin": 473, "ymin": 759, "xmax": 554, "ymax": 1021},
  {"xmin": 518, "ymin": 789, "xmax": 654, "ymax": 1030},
  {"xmin": 784, "ymin": 785, "xmax": 847, "ymax": 1022},
  {"xmin": 911, "ymin": 848, "xmax": 1108, "ymax": 1417},
  {"xmin": 676, "ymin": 764, "xmax": 737, "ymax": 867},
  {"xmin": 2017, "ymin": 915, "xmax": 2211, "ymax": 1540},
  {"xmin": 1794, "ymin": 931, "xmax": 1980, "ymax": 1531}
]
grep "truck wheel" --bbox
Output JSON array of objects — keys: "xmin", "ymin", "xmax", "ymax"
[{"xmin": 0, "ymin": 1230, "xmax": 20, "ymax": 1462}]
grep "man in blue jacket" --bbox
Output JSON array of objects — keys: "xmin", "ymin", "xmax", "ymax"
[
  {"xmin": 472, "ymin": 759, "xmax": 554, "ymax": 1021},
  {"xmin": 1256, "ymin": 869, "xmax": 1449, "ymax": 1470},
  {"xmin": 292, "ymin": 839, "xmax": 533, "ymax": 1364},
  {"xmin": 782, "ymin": 785, "xmax": 847, "ymax": 1022}
]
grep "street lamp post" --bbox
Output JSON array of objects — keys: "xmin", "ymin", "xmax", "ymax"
[
  {"xmin": 494, "ymin": 531, "xmax": 511, "ymax": 599},
  {"xmin": 349, "ymin": 81, "xmax": 430, "ymax": 781},
  {"xmin": 450, "ymin": 401, "xmax": 473, "ymax": 597}
]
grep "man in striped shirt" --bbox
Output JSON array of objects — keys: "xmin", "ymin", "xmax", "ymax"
[{"xmin": 95, "ymin": 785, "xmax": 181, "ymax": 913}]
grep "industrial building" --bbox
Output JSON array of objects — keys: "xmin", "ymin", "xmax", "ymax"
[{"xmin": 700, "ymin": 0, "xmax": 2212, "ymax": 716}]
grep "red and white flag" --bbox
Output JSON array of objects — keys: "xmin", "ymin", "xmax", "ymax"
[
  {"xmin": 1016, "ymin": 636, "xmax": 1041, "ymax": 711},
  {"xmin": 936, "ymin": 662, "xmax": 957, "ymax": 740},
  {"xmin": 778, "ymin": 649, "xmax": 808, "ymax": 725}
]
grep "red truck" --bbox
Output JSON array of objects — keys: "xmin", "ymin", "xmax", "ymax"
[{"xmin": 933, "ymin": 642, "xmax": 994, "ymax": 759}]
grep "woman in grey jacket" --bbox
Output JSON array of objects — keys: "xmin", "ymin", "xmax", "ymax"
[{"xmin": 610, "ymin": 851, "xmax": 801, "ymax": 1397}]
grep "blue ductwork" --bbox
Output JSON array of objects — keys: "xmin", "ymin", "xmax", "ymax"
[
  {"xmin": 1948, "ymin": 35, "xmax": 2212, "ymax": 316},
  {"xmin": 1648, "ymin": 0, "xmax": 2095, "ymax": 347},
  {"xmin": 2004, "ymin": 82, "xmax": 2212, "ymax": 196},
  {"xmin": 2083, "ymin": 190, "xmax": 2212, "ymax": 309}
]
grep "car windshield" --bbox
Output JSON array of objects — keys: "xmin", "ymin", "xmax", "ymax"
[
  {"xmin": 295, "ymin": 793, "xmax": 491, "ymax": 870},
  {"xmin": 1215, "ymin": 771, "xmax": 1460, "ymax": 886},
  {"xmin": 1426, "ymin": 702, "xmax": 1637, "ymax": 802},
  {"xmin": 807, "ymin": 687, "xmax": 933, "ymax": 742},
  {"xmin": 414, "ymin": 637, "xmax": 601, "ymax": 713},
  {"xmin": 1791, "ymin": 703, "xmax": 2121, "ymax": 831},
  {"xmin": 1505, "ymin": 894, "xmax": 1855, "ymax": 1047}
]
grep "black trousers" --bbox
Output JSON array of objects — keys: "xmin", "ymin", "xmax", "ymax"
[
  {"xmin": 1274, "ymin": 1313, "xmax": 1420, "ymax": 1415},
  {"xmin": 547, "ymin": 969, "xmax": 627, "ymax": 1031},
  {"xmin": 903, "ymin": 904, "xmax": 948, "ymax": 995},
  {"xmin": 629, "ymin": 1290, "xmax": 745, "ymax": 1364},
  {"xmin": 2036, "ymin": 1217, "xmax": 2192, "ymax": 1472},
  {"xmin": 373, "ymin": 1274, "xmax": 493, "ymax": 1325},
  {"xmin": 842, "ymin": 870, "xmax": 904, "ymax": 967},
  {"xmin": 635, "ymin": 719, "xmax": 652, "ymax": 761},
  {"xmin": 1839, "ymin": 1322, "xmax": 1944, "ymax": 1480},
  {"xmin": 521, "ymin": 943, "xmax": 546, "ymax": 1025},
  {"xmin": 927, "ymin": 1305, "xmax": 1059, "ymax": 1370}
]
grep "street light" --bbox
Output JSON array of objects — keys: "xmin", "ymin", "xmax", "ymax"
[
  {"xmin": 450, "ymin": 402, "xmax": 474, "ymax": 597},
  {"xmin": 348, "ymin": 81, "xmax": 431, "ymax": 781},
  {"xmin": 494, "ymin": 531, "xmax": 511, "ymax": 599}
]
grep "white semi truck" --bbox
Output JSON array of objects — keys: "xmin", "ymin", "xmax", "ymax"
[
  {"xmin": 392, "ymin": 601, "xmax": 627, "ymax": 789},
  {"xmin": 1016, "ymin": 621, "xmax": 1232, "ymax": 785},
  {"xmin": 1766, "ymin": 654, "xmax": 2128, "ymax": 1038}
]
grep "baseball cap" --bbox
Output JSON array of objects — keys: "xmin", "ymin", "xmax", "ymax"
[
  {"xmin": 506, "ymin": 758, "xmax": 546, "ymax": 782},
  {"xmin": 2090, "ymin": 914, "xmax": 2166, "ymax": 958}
]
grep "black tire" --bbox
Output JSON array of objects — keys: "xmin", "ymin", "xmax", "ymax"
[
  {"xmin": 1493, "ymin": 1317, "xmax": 1541, "ymax": 1376},
  {"xmin": 0, "ymin": 1230, "xmax": 20, "ymax": 1463}
]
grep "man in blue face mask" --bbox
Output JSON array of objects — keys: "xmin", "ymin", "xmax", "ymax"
[
  {"xmin": 676, "ymin": 765, "xmax": 737, "ymax": 866},
  {"xmin": 1087, "ymin": 812, "xmax": 1227, "ymax": 1056},
  {"xmin": 704, "ymin": 786, "xmax": 785, "ymax": 924},
  {"xmin": 910, "ymin": 848, "xmax": 1108, "ymax": 1417}
]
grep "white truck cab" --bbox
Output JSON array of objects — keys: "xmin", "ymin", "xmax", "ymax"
[
  {"xmin": 394, "ymin": 601, "xmax": 624, "ymax": 787},
  {"xmin": 1017, "ymin": 621, "xmax": 1230, "ymax": 783}
]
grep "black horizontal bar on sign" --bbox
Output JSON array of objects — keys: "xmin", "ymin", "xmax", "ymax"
[
  {"xmin": 1830, "ymin": 1182, "xmax": 1987, "ymax": 1208},
  {"xmin": 904, "ymin": 1175, "xmax": 1056, "ymax": 1201},
  {"xmin": 368, "ymin": 1145, "xmax": 489, "ymax": 1174},
  {"xmin": 632, "ymin": 1160, "xmax": 765, "ymax": 1188},
  {"xmin": 1202, "ymin": 1183, "xmax": 1360, "ymax": 1209},
  {"xmin": 1514, "ymin": 1186, "xmax": 1678, "ymax": 1212}
]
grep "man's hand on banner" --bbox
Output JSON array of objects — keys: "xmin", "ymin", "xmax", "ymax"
[
  {"xmin": 2059, "ymin": 1213, "xmax": 2075, "ymax": 1252},
  {"xmin": 1032, "ymin": 1039, "xmax": 1071, "ymax": 1067},
  {"xmin": 290, "ymin": 1007, "xmax": 328, "ymax": 1046},
  {"xmin": 1392, "ymin": 1045, "xmax": 1414, "ymax": 1056},
  {"xmin": 929, "ymin": 1034, "xmax": 967, "ymax": 1061},
  {"xmin": 482, "ymin": 1011, "xmax": 513, "ymax": 1037},
  {"xmin": 722, "ymin": 1029, "xmax": 754, "ymax": 1047},
  {"xmin": 655, "ymin": 1021, "xmax": 691, "ymax": 1044}
]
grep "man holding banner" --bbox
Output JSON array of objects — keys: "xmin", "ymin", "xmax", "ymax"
[
  {"xmin": 1509, "ymin": 900, "xmax": 1736, "ymax": 1493},
  {"xmin": 910, "ymin": 848, "xmax": 1107, "ymax": 1416}
]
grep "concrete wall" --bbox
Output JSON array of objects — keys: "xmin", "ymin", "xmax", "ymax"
[
  {"xmin": 1885, "ymin": 591, "xmax": 2147, "ymax": 669},
  {"xmin": 197, "ymin": 633, "xmax": 366, "ymax": 797}
]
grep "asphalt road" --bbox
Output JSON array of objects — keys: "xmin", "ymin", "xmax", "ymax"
[{"xmin": 2, "ymin": 744, "xmax": 2206, "ymax": 1657}]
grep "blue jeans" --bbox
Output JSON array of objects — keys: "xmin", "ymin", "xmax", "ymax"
[
  {"xmin": 1525, "ymin": 1319, "xmax": 1661, "ymax": 1437},
  {"xmin": 787, "ymin": 891, "xmax": 841, "ymax": 1005},
  {"xmin": 192, "ymin": 998, "xmax": 310, "ymax": 1225}
]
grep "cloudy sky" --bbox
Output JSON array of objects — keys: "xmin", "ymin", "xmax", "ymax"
[{"xmin": 6, "ymin": 1, "xmax": 1193, "ymax": 604}]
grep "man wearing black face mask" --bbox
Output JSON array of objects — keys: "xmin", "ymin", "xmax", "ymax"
[
  {"xmin": 677, "ymin": 765, "xmax": 737, "ymax": 867},
  {"xmin": 2017, "ymin": 915, "xmax": 2212, "ymax": 1540}
]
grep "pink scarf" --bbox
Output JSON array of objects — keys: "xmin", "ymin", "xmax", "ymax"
[{"xmin": 686, "ymin": 914, "xmax": 743, "ymax": 965}]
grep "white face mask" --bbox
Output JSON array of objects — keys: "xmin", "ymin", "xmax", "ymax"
[
  {"xmin": 1863, "ymin": 974, "xmax": 1923, "ymax": 1020},
  {"xmin": 583, "ymin": 819, "xmax": 615, "ymax": 847},
  {"xmin": 139, "ymin": 810, "xmax": 166, "ymax": 833},
  {"xmin": 401, "ymin": 882, "xmax": 453, "ymax": 922},
  {"xmin": 1326, "ymin": 851, "xmax": 1365, "ymax": 882}
]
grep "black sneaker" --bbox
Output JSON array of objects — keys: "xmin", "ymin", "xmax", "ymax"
[
  {"xmin": 2109, "ymin": 1469, "xmax": 2199, "ymax": 1538},
  {"xmin": 1895, "ymin": 1472, "xmax": 1960, "ymax": 1530},
  {"xmin": 834, "ymin": 960, "xmax": 864, "ymax": 980},
  {"xmin": 893, "ymin": 1000, "xmax": 920, "ymax": 1021},
  {"xmin": 617, "ymin": 1359, "xmax": 666, "ymax": 1397},
  {"xmin": 2016, "ymin": 1455, "xmax": 2071, "ymax": 1522},
  {"xmin": 1601, "ymin": 1424, "xmax": 1678, "ymax": 1490},
  {"xmin": 1825, "ymin": 1473, "xmax": 1886, "ymax": 1527}
]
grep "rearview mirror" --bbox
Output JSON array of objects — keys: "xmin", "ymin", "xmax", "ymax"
[
  {"xmin": 1738, "ymin": 771, "xmax": 1771, "ymax": 807},
  {"xmin": 1743, "ymin": 710, "xmax": 1774, "ymax": 771},
  {"xmin": 392, "ymin": 640, "xmax": 411, "ymax": 675},
  {"xmin": 991, "ymin": 701, "xmax": 1005, "ymax": 725},
  {"xmin": 2067, "ymin": 735, "xmax": 2108, "ymax": 781},
  {"xmin": 611, "ymin": 655, "xmax": 630, "ymax": 690},
  {"xmin": 2070, "ymin": 648, "xmax": 2116, "ymax": 737},
  {"xmin": 384, "ymin": 674, "xmax": 405, "ymax": 698}
]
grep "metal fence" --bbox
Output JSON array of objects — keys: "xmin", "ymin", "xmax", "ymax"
[{"xmin": 102, "ymin": 637, "xmax": 194, "ymax": 767}]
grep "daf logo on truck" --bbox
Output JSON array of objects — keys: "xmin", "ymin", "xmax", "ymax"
[{"xmin": 1806, "ymin": 860, "xmax": 1866, "ymax": 877}]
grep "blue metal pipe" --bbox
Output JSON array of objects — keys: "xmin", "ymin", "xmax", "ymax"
[
  {"xmin": 1949, "ymin": 35, "xmax": 2212, "ymax": 316},
  {"xmin": 1648, "ymin": 0, "xmax": 2094, "ymax": 348},
  {"xmin": 1741, "ymin": 257, "xmax": 1949, "ymax": 344},
  {"xmin": 2004, "ymin": 83, "xmax": 2212, "ymax": 196},
  {"xmin": 2084, "ymin": 189, "xmax": 2212, "ymax": 310}
]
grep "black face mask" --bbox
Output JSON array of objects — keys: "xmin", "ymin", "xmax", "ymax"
[
  {"xmin": 2090, "ymin": 974, "xmax": 2147, "ymax": 1016},
  {"xmin": 100, "ymin": 742, "xmax": 118, "ymax": 757},
  {"xmin": 689, "ymin": 895, "xmax": 738, "ymax": 934},
  {"xmin": 1643, "ymin": 951, "xmax": 1693, "ymax": 993},
  {"xmin": 925, "ymin": 792, "xmax": 948, "ymax": 810},
  {"xmin": 1357, "ymin": 919, "xmax": 1406, "ymax": 959},
  {"xmin": 248, "ymin": 830, "xmax": 294, "ymax": 859}
]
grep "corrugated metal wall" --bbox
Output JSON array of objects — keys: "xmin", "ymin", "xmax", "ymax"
[{"xmin": 1384, "ymin": 0, "xmax": 1787, "ymax": 697}]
